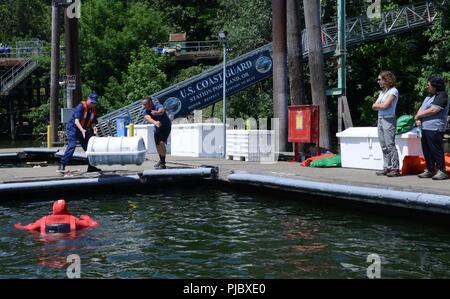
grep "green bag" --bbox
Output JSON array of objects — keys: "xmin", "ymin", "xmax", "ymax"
[
  {"xmin": 396, "ymin": 115, "xmax": 415, "ymax": 134},
  {"xmin": 310, "ymin": 155, "xmax": 341, "ymax": 168}
]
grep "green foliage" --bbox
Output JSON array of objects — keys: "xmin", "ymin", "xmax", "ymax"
[
  {"xmin": 0, "ymin": 0, "xmax": 50, "ymax": 42},
  {"xmin": 170, "ymin": 65, "xmax": 212, "ymax": 85},
  {"xmin": 79, "ymin": 0, "xmax": 169, "ymax": 95},
  {"xmin": 26, "ymin": 102, "xmax": 50, "ymax": 136},
  {"xmin": 214, "ymin": 0, "xmax": 272, "ymax": 56},
  {"xmin": 152, "ymin": 0, "xmax": 220, "ymax": 40},
  {"xmin": 102, "ymin": 46, "xmax": 171, "ymax": 113},
  {"xmin": 416, "ymin": 1, "xmax": 450, "ymax": 96}
]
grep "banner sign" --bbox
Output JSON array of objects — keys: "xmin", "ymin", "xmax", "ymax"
[{"xmin": 155, "ymin": 50, "xmax": 273, "ymax": 119}]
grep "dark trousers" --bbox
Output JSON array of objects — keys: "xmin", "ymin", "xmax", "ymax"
[
  {"xmin": 61, "ymin": 128, "xmax": 92, "ymax": 166},
  {"xmin": 421, "ymin": 129, "xmax": 445, "ymax": 172}
]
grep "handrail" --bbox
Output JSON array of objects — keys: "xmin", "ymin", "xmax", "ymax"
[{"xmin": 0, "ymin": 40, "xmax": 43, "ymax": 95}]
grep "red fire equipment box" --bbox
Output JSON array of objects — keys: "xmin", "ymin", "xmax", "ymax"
[{"xmin": 288, "ymin": 105, "xmax": 320, "ymax": 161}]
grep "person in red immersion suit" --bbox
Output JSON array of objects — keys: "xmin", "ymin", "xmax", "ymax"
[{"xmin": 14, "ymin": 199, "xmax": 99, "ymax": 234}]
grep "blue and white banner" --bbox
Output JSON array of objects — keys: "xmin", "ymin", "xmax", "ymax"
[{"xmin": 156, "ymin": 50, "xmax": 273, "ymax": 119}]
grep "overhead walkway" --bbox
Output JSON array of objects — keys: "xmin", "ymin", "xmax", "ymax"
[
  {"xmin": 0, "ymin": 40, "xmax": 44, "ymax": 96},
  {"xmin": 97, "ymin": 1, "xmax": 437, "ymax": 137}
]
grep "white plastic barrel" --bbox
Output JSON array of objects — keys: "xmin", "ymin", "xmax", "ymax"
[{"xmin": 86, "ymin": 136, "xmax": 147, "ymax": 166}]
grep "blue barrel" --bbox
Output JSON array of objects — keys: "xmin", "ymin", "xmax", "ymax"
[{"xmin": 116, "ymin": 116, "xmax": 131, "ymax": 137}]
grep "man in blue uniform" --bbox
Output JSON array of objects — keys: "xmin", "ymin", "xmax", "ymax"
[
  {"xmin": 142, "ymin": 96, "xmax": 171, "ymax": 169},
  {"xmin": 58, "ymin": 92, "xmax": 102, "ymax": 173}
]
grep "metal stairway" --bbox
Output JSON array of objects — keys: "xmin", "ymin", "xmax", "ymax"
[
  {"xmin": 97, "ymin": 1, "xmax": 437, "ymax": 137},
  {"xmin": 0, "ymin": 40, "xmax": 44, "ymax": 96}
]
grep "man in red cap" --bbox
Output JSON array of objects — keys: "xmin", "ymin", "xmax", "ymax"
[{"xmin": 14, "ymin": 199, "xmax": 99, "ymax": 234}]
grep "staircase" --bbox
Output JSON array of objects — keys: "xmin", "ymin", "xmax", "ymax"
[
  {"xmin": 0, "ymin": 40, "xmax": 43, "ymax": 96},
  {"xmin": 97, "ymin": 1, "xmax": 437, "ymax": 137}
]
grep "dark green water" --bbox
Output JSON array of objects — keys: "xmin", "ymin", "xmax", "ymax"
[{"xmin": 1, "ymin": 187, "xmax": 450, "ymax": 279}]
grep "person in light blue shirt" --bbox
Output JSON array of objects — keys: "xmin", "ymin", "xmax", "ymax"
[
  {"xmin": 415, "ymin": 76, "xmax": 449, "ymax": 180},
  {"xmin": 372, "ymin": 70, "xmax": 400, "ymax": 177}
]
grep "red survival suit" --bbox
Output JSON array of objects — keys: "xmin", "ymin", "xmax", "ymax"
[{"xmin": 14, "ymin": 200, "xmax": 99, "ymax": 234}]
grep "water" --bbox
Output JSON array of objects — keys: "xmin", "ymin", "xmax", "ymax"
[{"xmin": 1, "ymin": 187, "xmax": 450, "ymax": 279}]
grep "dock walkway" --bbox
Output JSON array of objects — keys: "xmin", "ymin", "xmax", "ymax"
[{"xmin": 1, "ymin": 148, "xmax": 449, "ymax": 214}]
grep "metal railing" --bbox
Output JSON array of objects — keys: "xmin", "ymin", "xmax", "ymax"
[
  {"xmin": 97, "ymin": 1, "xmax": 438, "ymax": 136},
  {"xmin": 0, "ymin": 40, "xmax": 43, "ymax": 95},
  {"xmin": 308, "ymin": 1, "xmax": 437, "ymax": 55},
  {"xmin": 163, "ymin": 40, "xmax": 221, "ymax": 53},
  {"xmin": 0, "ymin": 40, "xmax": 44, "ymax": 59}
]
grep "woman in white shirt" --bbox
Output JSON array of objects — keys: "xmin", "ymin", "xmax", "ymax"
[{"xmin": 372, "ymin": 71, "xmax": 400, "ymax": 177}]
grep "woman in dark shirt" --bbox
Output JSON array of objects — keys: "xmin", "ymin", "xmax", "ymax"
[{"xmin": 415, "ymin": 76, "xmax": 449, "ymax": 180}]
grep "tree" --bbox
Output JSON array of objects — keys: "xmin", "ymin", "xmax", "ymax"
[
  {"xmin": 79, "ymin": 0, "xmax": 169, "ymax": 95},
  {"xmin": 416, "ymin": 1, "xmax": 450, "ymax": 95},
  {"xmin": 102, "ymin": 46, "xmax": 171, "ymax": 113},
  {"xmin": 0, "ymin": 0, "xmax": 50, "ymax": 42},
  {"xmin": 304, "ymin": 0, "xmax": 330, "ymax": 149},
  {"xmin": 151, "ymin": 0, "xmax": 220, "ymax": 41}
]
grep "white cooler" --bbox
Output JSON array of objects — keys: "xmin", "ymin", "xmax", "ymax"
[
  {"xmin": 171, "ymin": 123, "xmax": 224, "ymax": 157},
  {"xmin": 131, "ymin": 124, "xmax": 171, "ymax": 154},
  {"xmin": 336, "ymin": 127, "xmax": 423, "ymax": 170}
]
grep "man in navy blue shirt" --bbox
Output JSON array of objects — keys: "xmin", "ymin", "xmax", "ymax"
[
  {"xmin": 59, "ymin": 92, "xmax": 102, "ymax": 173},
  {"xmin": 142, "ymin": 96, "xmax": 172, "ymax": 169}
]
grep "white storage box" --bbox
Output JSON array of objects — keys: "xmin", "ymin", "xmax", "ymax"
[
  {"xmin": 130, "ymin": 124, "xmax": 171, "ymax": 154},
  {"xmin": 86, "ymin": 136, "xmax": 146, "ymax": 166},
  {"xmin": 171, "ymin": 123, "xmax": 224, "ymax": 157},
  {"xmin": 336, "ymin": 127, "xmax": 423, "ymax": 170},
  {"xmin": 226, "ymin": 130, "xmax": 276, "ymax": 162}
]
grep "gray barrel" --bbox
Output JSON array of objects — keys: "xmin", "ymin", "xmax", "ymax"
[{"xmin": 86, "ymin": 136, "xmax": 146, "ymax": 166}]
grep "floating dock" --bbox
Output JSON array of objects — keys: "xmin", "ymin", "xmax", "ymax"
[{"xmin": 1, "ymin": 148, "xmax": 450, "ymax": 216}]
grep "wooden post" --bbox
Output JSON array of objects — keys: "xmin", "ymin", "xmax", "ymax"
[
  {"xmin": 287, "ymin": 0, "xmax": 305, "ymax": 156},
  {"xmin": 64, "ymin": 11, "xmax": 82, "ymax": 107},
  {"xmin": 287, "ymin": 0, "xmax": 305, "ymax": 106},
  {"xmin": 50, "ymin": 0, "xmax": 61, "ymax": 145},
  {"xmin": 337, "ymin": 95, "xmax": 353, "ymax": 132},
  {"xmin": 272, "ymin": 0, "xmax": 289, "ymax": 152},
  {"xmin": 303, "ymin": 0, "xmax": 331, "ymax": 149},
  {"xmin": 8, "ymin": 98, "xmax": 15, "ymax": 141}
]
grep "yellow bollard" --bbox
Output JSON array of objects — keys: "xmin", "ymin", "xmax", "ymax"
[
  {"xmin": 47, "ymin": 125, "xmax": 52, "ymax": 149},
  {"xmin": 128, "ymin": 123, "xmax": 134, "ymax": 137}
]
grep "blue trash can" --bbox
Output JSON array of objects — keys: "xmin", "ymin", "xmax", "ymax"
[{"xmin": 116, "ymin": 116, "xmax": 131, "ymax": 137}]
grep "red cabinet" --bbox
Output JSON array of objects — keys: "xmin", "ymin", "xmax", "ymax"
[
  {"xmin": 288, "ymin": 105, "xmax": 320, "ymax": 160},
  {"xmin": 288, "ymin": 105, "xmax": 320, "ymax": 143}
]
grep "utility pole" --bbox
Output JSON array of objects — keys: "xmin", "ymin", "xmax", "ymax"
[
  {"xmin": 287, "ymin": 0, "xmax": 305, "ymax": 106},
  {"xmin": 272, "ymin": 0, "xmax": 288, "ymax": 152},
  {"xmin": 50, "ymin": 0, "xmax": 61, "ymax": 145},
  {"xmin": 64, "ymin": 7, "xmax": 82, "ymax": 107},
  {"xmin": 303, "ymin": 0, "xmax": 330, "ymax": 149}
]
